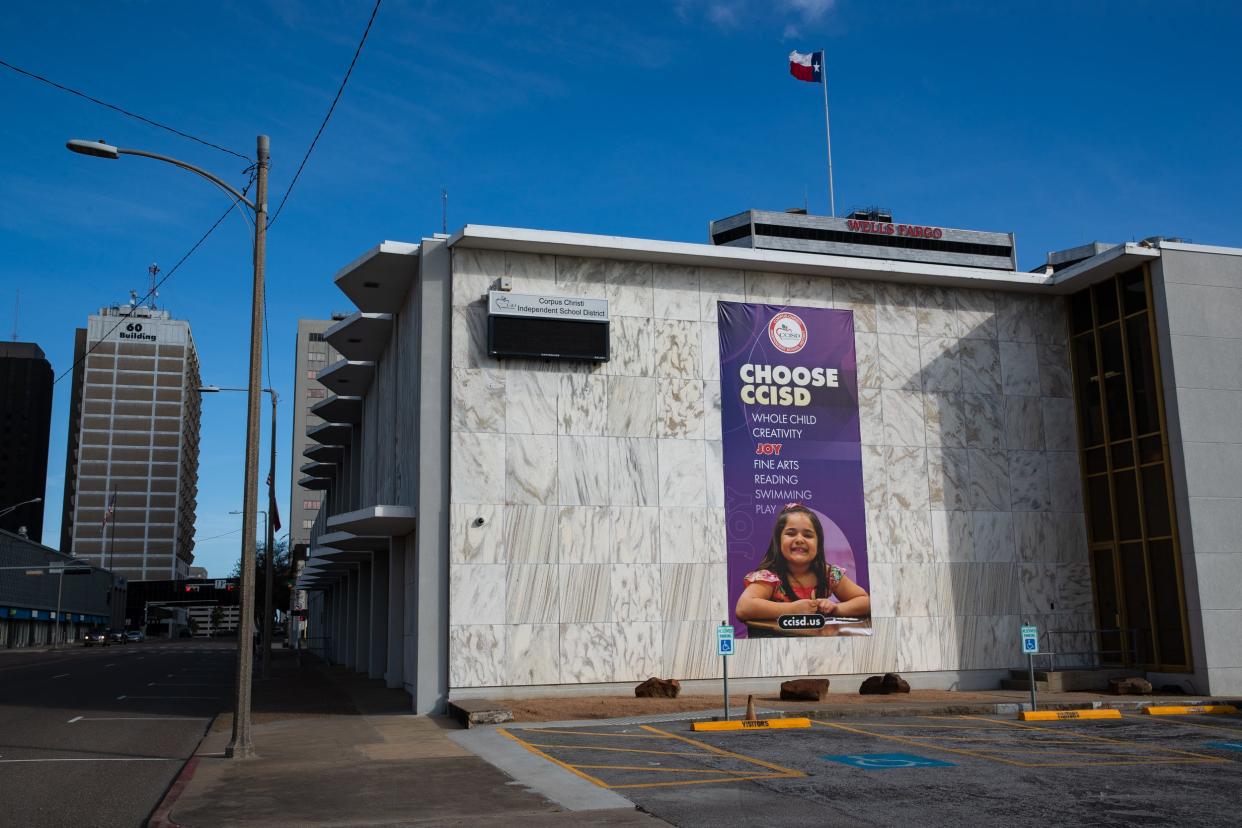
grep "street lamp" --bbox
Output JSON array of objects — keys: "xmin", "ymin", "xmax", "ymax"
[
  {"xmin": 205, "ymin": 385, "xmax": 280, "ymax": 681},
  {"xmin": 0, "ymin": 496, "xmax": 42, "ymax": 519},
  {"xmin": 70, "ymin": 135, "xmax": 270, "ymax": 759}
]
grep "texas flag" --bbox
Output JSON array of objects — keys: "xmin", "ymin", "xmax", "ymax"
[{"xmin": 789, "ymin": 50, "xmax": 823, "ymax": 83}]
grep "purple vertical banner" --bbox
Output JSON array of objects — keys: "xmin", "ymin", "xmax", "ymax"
[{"xmin": 718, "ymin": 301, "xmax": 871, "ymax": 639}]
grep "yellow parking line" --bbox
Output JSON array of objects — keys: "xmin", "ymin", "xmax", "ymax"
[
  {"xmin": 1121, "ymin": 712, "xmax": 1242, "ymax": 736},
  {"xmin": 610, "ymin": 774, "xmax": 792, "ymax": 790},
  {"xmin": 878, "ymin": 734, "xmax": 1094, "ymax": 745},
  {"xmin": 517, "ymin": 728, "xmax": 667, "ymax": 739},
  {"xmin": 640, "ymin": 725, "xmax": 806, "ymax": 778},
  {"xmin": 499, "ymin": 729, "xmax": 611, "ymax": 788},
  {"xmin": 573, "ymin": 764, "xmax": 776, "ymax": 775},
  {"xmin": 809, "ymin": 719, "xmax": 1025, "ymax": 766},
  {"xmin": 1015, "ymin": 758, "xmax": 1220, "ymax": 768},
  {"xmin": 521, "ymin": 742, "xmax": 703, "ymax": 757},
  {"xmin": 956, "ymin": 715, "xmax": 1226, "ymax": 763}
]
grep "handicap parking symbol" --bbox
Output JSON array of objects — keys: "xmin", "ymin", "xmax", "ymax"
[
  {"xmin": 822, "ymin": 752, "xmax": 956, "ymax": 770},
  {"xmin": 1206, "ymin": 741, "xmax": 1242, "ymax": 752}
]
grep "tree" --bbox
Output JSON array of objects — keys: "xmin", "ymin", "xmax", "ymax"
[{"xmin": 230, "ymin": 538, "xmax": 292, "ymax": 618}]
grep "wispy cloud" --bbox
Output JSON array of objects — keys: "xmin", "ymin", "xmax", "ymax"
[{"xmin": 676, "ymin": 0, "xmax": 837, "ymax": 37}]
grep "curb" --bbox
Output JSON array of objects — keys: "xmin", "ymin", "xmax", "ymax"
[
  {"xmin": 497, "ymin": 697, "xmax": 1242, "ymax": 730},
  {"xmin": 146, "ymin": 756, "xmax": 199, "ymax": 828},
  {"xmin": 146, "ymin": 712, "xmax": 219, "ymax": 828},
  {"xmin": 786, "ymin": 698, "xmax": 1238, "ymax": 720}
]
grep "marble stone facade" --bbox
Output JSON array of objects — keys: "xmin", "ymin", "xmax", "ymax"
[{"xmin": 448, "ymin": 247, "xmax": 1092, "ymax": 688}]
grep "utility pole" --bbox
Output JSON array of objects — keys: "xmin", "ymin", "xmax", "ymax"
[
  {"xmin": 262, "ymin": 391, "xmax": 278, "ymax": 680},
  {"xmin": 227, "ymin": 134, "xmax": 269, "ymax": 760}
]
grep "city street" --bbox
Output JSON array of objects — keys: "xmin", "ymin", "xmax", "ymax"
[{"xmin": 0, "ymin": 639, "xmax": 233, "ymax": 827}]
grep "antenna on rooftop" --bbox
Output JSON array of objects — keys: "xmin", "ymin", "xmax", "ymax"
[
  {"xmin": 148, "ymin": 263, "xmax": 160, "ymax": 309},
  {"xmin": 441, "ymin": 189, "xmax": 448, "ymax": 235}
]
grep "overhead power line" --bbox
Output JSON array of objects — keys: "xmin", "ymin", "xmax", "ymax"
[
  {"xmin": 267, "ymin": 0, "xmax": 382, "ymax": 228},
  {"xmin": 54, "ymin": 173, "xmax": 256, "ymax": 386},
  {"xmin": 0, "ymin": 57, "xmax": 251, "ymax": 162}
]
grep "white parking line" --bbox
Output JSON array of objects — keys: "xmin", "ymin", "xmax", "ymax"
[
  {"xmin": 0, "ymin": 758, "xmax": 177, "ymax": 763},
  {"xmin": 117, "ymin": 695, "xmax": 222, "ymax": 700},
  {"xmin": 53, "ymin": 673, "xmax": 70, "ymax": 679},
  {"xmin": 68, "ymin": 717, "xmax": 211, "ymax": 723}
]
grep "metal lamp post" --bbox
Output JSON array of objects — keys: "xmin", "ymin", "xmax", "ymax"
[
  {"xmin": 69, "ymin": 136, "xmax": 269, "ymax": 759},
  {"xmin": 206, "ymin": 385, "xmax": 280, "ymax": 680},
  {"xmin": 0, "ymin": 496, "xmax": 42, "ymax": 520}
]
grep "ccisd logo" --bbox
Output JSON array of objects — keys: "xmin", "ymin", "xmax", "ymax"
[{"xmin": 768, "ymin": 311, "xmax": 808, "ymax": 354}]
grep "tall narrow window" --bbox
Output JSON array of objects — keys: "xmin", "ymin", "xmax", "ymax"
[{"xmin": 1067, "ymin": 265, "xmax": 1190, "ymax": 671}]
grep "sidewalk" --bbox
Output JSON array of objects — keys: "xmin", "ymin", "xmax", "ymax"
[
  {"xmin": 162, "ymin": 651, "xmax": 1231, "ymax": 827},
  {"xmin": 162, "ymin": 650, "xmax": 664, "ymax": 827}
]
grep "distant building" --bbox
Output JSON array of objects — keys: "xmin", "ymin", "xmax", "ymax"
[
  {"xmin": 0, "ymin": 528, "xmax": 124, "ymax": 647},
  {"xmin": 124, "ymin": 577, "xmax": 239, "ymax": 637},
  {"xmin": 0, "ymin": 343, "xmax": 53, "ymax": 541},
  {"xmin": 61, "ymin": 304, "xmax": 201, "ymax": 580},
  {"xmin": 288, "ymin": 317, "xmax": 343, "ymax": 646},
  {"xmin": 288, "ymin": 318, "xmax": 343, "ymax": 559},
  {"xmin": 709, "ymin": 208, "xmax": 1018, "ymax": 270}
]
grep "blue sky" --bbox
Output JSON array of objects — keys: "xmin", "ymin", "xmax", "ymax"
[{"xmin": 2, "ymin": 1, "xmax": 1240, "ymax": 576}]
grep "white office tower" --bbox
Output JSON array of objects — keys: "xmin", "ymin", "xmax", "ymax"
[{"xmin": 61, "ymin": 304, "xmax": 202, "ymax": 580}]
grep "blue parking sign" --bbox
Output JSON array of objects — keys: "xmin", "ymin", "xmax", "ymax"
[
  {"xmin": 717, "ymin": 624, "xmax": 734, "ymax": 656},
  {"xmin": 1021, "ymin": 625, "xmax": 1038, "ymax": 654}
]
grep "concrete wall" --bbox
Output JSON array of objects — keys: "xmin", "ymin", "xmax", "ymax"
[
  {"xmin": 1151, "ymin": 247, "xmax": 1242, "ymax": 695},
  {"xmin": 446, "ymin": 248, "xmax": 1091, "ymax": 690}
]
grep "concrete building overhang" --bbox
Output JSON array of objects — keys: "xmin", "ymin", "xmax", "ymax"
[
  {"xmin": 324, "ymin": 313, "xmax": 393, "ymax": 362},
  {"xmin": 334, "ymin": 241, "xmax": 420, "ymax": 313},
  {"xmin": 1047, "ymin": 243, "xmax": 1162, "ymax": 293},
  {"xmin": 299, "ymin": 460, "xmax": 336, "ymax": 478},
  {"xmin": 315, "ymin": 530, "xmax": 389, "ymax": 552},
  {"xmin": 308, "ymin": 421, "xmax": 352, "ymax": 446},
  {"xmin": 303, "ymin": 444, "xmax": 344, "ymax": 463},
  {"xmin": 326, "ymin": 505, "xmax": 417, "ymax": 537},
  {"xmin": 311, "ymin": 546, "xmax": 372, "ymax": 563},
  {"xmin": 311, "ymin": 395, "xmax": 363, "ymax": 425},
  {"xmin": 447, "ymin": 224, "xmax": 1052, "ymax": 293},
  {"xmin": 298, "ymin": 475, "xmax": 331, "ymax": 491},
  {"xmin": 317, "ymin": 359, "xmax": 376, "ymax": 395}
]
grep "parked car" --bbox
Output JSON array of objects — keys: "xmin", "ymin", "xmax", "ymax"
[
  {"xmin": 83, "ymin": 628, "xmax": 108, "ymax": 647},
  {"xmin": 106, "ymin": 628, "xmax": 128, "ymax": 644},
  {"xmin": 125, "ymin": 629, "xmax": 145, "ymax": 642}
]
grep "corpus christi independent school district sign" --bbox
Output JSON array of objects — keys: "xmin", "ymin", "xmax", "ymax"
[{"xmin": 718, "ymin": 302, "xmax": 872, "ymax": 639}]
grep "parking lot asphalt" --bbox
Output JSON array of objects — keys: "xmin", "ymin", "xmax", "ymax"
[{"xmin": 497, "ymin": 711, "xmax": 1242, "ymax": 827}]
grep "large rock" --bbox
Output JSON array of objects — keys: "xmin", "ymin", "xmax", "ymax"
[
  {"xmin": 780, "ymin": 678, "xmax": 830, "ymax": 701},
  {"xmin": 1109, "ymin": 677, "xmax": 1152, "ymax": 695},
  {"xmin": 882, "ymin": 673, "xmax": 911, "ymax": 694},
  {"xmin": 859, "ymin": 675, "xmax": 887, "ymax": 695},
  {"xmin": 634, "ymin": 677, "xmax": 681, "ymax": 698}
]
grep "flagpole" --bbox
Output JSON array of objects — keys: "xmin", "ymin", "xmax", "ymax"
[
  {"xmin": 109, "ymin": 492, "xmax": 116, "ymax": 572},
  {"xmin": 820, "ymin": 50, "xmax": 835, "ymax": 217}
]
